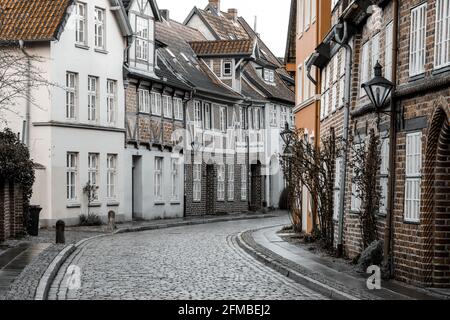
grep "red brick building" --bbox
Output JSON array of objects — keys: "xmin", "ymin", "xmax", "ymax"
[{"xmin": 308, "ymin": 0, "xmax": 450, "ymax": 287}]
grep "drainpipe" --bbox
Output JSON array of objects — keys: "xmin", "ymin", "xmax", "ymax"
[
  {"xmin": 332, "ymin": 22, "xmax": 352, "ymax": 256},
  {"xmin": 383, "ymin": 0, "xmax": 399, "ymax": 278},
  {"xmin": 19, "ymin": 40, "xmax": 31, "ymax": 147}
]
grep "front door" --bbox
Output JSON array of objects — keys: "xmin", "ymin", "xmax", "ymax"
[
  {"xmin": 132, "ymin": 156, "xmax": 143, "ymax": 220},
  {"xmin": 205, "ymin": 164, "xmax": 215, "ymax": 215},
  {"xmin": 250, "ymin": 163, "xmax": 262, "ymax": 211}
]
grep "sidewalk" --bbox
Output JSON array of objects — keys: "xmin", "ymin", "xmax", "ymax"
[
  {"xmin": 0, "ymin": 211, "xmax": 276, "ymax": 300},
  {"xmin": 237, "ymin": 225, "xmax": 450, "ymax": 300}
]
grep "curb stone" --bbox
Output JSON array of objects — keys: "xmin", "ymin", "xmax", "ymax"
[
  {"xmin": 35, "ymin": 213, "xmax": 277, "ymax": 300},
  {"xmin": 235, "ymin": 230, "xmax": 359, "ymax": 300}
]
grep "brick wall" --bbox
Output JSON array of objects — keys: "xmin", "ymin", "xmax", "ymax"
[{"xmin": 0, "ymin": 180, "xmax": 25, "ymax": 242}]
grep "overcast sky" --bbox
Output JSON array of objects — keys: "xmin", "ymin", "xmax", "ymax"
[{"xmin": 157, "ymin": 0, "xmax": 291, "ymax": 58}]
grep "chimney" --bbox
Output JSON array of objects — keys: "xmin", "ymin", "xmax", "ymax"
[
  {"xmin": 208, "ymin": 0, "xmax": 220, "ymax": 12},
  {"xmin": 159, "ymin": 9, "xmax": 169, "ymax": 21},
  {"xmin": 228, "ymin": 8, "xmax": 238, "ymax": 22}
]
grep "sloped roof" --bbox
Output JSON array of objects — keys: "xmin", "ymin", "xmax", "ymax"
[
  {"xmin": 196, "ymin": 8, "xmax": 248, "ymax": 40},
  {"xmin": 155, "ymin": 19, "xmax": 242, "ymax": 100},
  {"xmin": 284, "ymin": 0, "xmax": 297, "ymax": 65},
  {"xmin": 0, "ymin": 0, "xmax": 73, "ymax": 41},
  {"xmin": 189, "ymin": 39, "xmax": 254, "ymax": 57}
]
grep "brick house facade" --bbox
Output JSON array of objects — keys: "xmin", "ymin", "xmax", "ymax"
[
  {"xmin": 0, "ymin": 181, "xmax": 25, "ymax": 242},
  {"xmin": 308, "ymin": 0, "xmax": 450, "ymax": 287}
]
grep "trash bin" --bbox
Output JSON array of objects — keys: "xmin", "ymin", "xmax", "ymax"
[{"xmin": 27, "ymin": 205, "xmax": 42, "ymax": 236}]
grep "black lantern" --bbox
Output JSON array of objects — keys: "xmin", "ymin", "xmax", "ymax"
[
  {"xmin": 280, "ymin": 122, "xmax": 293, "ymax": 153},
  {"xmin": 361, "ymin": 61, "xmax": 394, "ymax": 110}
]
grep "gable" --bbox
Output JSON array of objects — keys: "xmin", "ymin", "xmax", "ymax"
[{"xmin": 124, "ymin": 0, "xmax": 161, "ymax": 20}]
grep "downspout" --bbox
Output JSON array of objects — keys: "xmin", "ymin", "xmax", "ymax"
[
  {"xmin": 333, "ymin": 22, "xmax": 352, "ymax": 256},
  {"xmin": 383, "ymin": 0, "xmax": 399, "ymax": 278},
  {"xmin": 19, "ymin": 40, "xmax": 31, "ymax": 146}
]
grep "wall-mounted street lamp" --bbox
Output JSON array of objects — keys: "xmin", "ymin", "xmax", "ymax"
[
  {"xmin": 361, "ymin": 62, "xmax": 394, "ymax": 110},
  {"xmin": 280, "ymin": 122, "xmax": 293, "ymax": 154}
]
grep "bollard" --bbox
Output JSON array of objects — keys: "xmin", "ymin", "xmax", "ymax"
[
  {"xmin": 107, "ymin": 211, "xmax": 116, "ymax": 232},
  {"xmin": 56, "ymin": 220, "xmax": 65, "ymax": 244}
]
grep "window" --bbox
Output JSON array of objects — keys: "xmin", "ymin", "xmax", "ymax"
[
  {"xmin": 87, "ymin": 76, "xmax": 98, "ymax": 122},
  {"xmin": 303, "ymin": 60, "xmax": 309, "ymax": 101},
  {"xmin": 385, "ymin": 22, "xmax": 394, "ymax": 81},
  {"xmin": 270, "ymin": 105, "xmax": 277, "ymax": 126},
  {"xmin": 280, "ymin": 106, "xmax": 288, "ymax": 128},
  {"xmin": 380, "ymin": 137, "xmax": 390, "ymax": 214},
  {"xmin": 241, "ymin": 164, "xmax": 247, "ymax": 201},
  {"xmin": 138, "ymin": 89, "xmax": 150, "ymax": 113},
  {"xmin": 409, "ymin": 3, "xmax": 427, "ymax": 76},
  {"xmin": 351, "ymin": 142, "xmax": 363, "ymax": 212},
  {"xmin": 94, "ymin": 8, "xmax": 105, "ymax": 49},
  {"xmin": 193, "ymin": 164, "xmax": 201, "ymax": 202},
  {"xmin": 339, "ymin": 77, "xmax": 345, "ymax": 108},
  {"xmin": 66, "ymin": 72, "xmax": 77, "ymax": 119},
  {"xmin": 434, "ymin": 0, "xmax": 450, "ymax": 69},
  {"xmin": 297, "ymin": 0, "xmax": 304, "ymax": 36},
  {"xmin": 331, "ymin": 84, "xmax": 337, "ymax": 113},
  {"xmin": 107, "ymin": 154, "xmax": 117, "ymax": 199},
  {"xmin": 151, "ymin": 92, "xmax": 162, "ymax": 115},
  {"xmin": 360, "ymin": 41, "xmax": 370, "ymax": 96},
  {"xmin": 66, "ymin": 152, "xmax": 78, "ymax": 201},
  {"xmin": 194, "ymin": 101, "xmax": 202, "ymax": 128},
  {"xmin": 298, "ymin": 65, "xmax": 303, "ymax": 102},
  {"xmin": 340, "ymin": 49, "xmax": 346, "ymax": 77},
  {"xmin": 305, "ymin": 0, "xmax": 311, "ymax": 29},
  {"xmin": 220, "ymin": 107, "xmax": 226, "ymax": 132},
  {"xmin": 171, "ymin": 158, "xmax": 179, "ymax": 199},
  {"xmin": 320, "ymin": 91, "xmax": 328, "ymax": 120},
  {"xmin": 217, "ymin": 164, "xmax": 225, "ymax": 201},
  {"xmin": 333, "ymin": 157, "xmax": 343, "ymax": 220},
  {"xmin": 228, "ymin": 164, "xmax": 234, "ymax": 201},
  {"xmin": 136, "ymin": 16, "xmax": 149, "ymax": 61},
  {"xmin": 405, "ymin": 132, "xmax": 422, "ymax": 222},
  {"xmin": 204, "ymin": 103, "xmax": 211, "ymax": 129},
  {"xmin": 371, "ymin": 33, "xmax": 380, "ymax": 78},
  {"xmin": 222, "ymin": 60, "xmax": 232, "ymax": 77},
  {"xmin": 88, "ymin": 153, "xmax": 99, "ymax": 201},
  {"xmin": 163, "ymin": 95, "xmax": 173, "ymax": 118},
  {"xmin": 311, "ymin": 0, "xmax": 316, "ymax": 22},
  {"xmin": 107, "ymin": 80, "xmax": 116, "ymax": 125},
  {"xmin": 154, "ymin": 157, "xmax": 163, "ymax": 199},
  {"xmin": 174, "ymin": 98, "xmax": 183, "ymax": 120},
  {"xmin": 264, "ymin": 69, "xmax": 275, "ymax": 82},
  {"xmin": 75, "ymin": 2, "xmax": 87, "ymax": 45}
]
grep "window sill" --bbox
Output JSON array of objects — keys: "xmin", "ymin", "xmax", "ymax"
[
  {"xmin": 154, "ymin": 201, "xmax": 165, "ymax": 206},
  {"xmin": 67, "ymin": 202, "xmax": 81, "ymax": 208},
  {"xmin": 89, "ymin": 202, "xmax": 102, "ymax": 208},
  {"xmin": 75, "ymin": 43, "xmax": 89, "ymax": 50},
  {"xmin": 170, "ymin": 201, "xmax": 181, "ymax": 205},
  {"xmin": 432, "ymin": 64, "xmax": 450, "ymax": 76},
  {"xmin": 94, "ymin": 48, "xmax": 108, "ymax": 55},
  {"xmin": 403, "ymin": 219, "xmax": 420, "ymax": 225},
  {"xmin": 408, "ymin": 73, "xmax": 426, "ymax": 82},
  {"xmin": 107, "ymin": 201, "xmax": 120, "ymax": 207}
]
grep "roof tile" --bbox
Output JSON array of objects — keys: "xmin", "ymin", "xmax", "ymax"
[{"xmin": 189, "ymin": 39, "xmax": 254, "ymax": 57}]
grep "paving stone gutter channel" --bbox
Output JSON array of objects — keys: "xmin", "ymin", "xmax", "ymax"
[{"xmin": 33, "ymin": 213, "xmax": 276, "ymax": 300}]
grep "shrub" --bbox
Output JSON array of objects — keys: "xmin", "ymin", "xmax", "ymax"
[{"xmin": 79, "ymin": 213, "xmax": 103, "ymax": 226}]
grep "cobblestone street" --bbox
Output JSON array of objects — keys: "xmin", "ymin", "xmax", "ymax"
[{"xmin": 48, "ymin": 216, "xmax": 326, "ymax": 300}]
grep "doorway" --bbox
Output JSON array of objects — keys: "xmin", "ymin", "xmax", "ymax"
[{"xmin": 132, "ymin": 155, "xmax": 143, "ymax": 220}]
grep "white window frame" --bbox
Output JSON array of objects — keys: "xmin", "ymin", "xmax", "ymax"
[
  {"xmin": 380, "ymin": 137, "xmax": 390, "ymax": 215},
  {"xmin": 194, "ymin": 101, "xmax": 202, "ymax": 128},
  {"xmin": 136, "ymin": 16, "xmax": 149, "ymax": 61},
  {"xmin": 409, "ymin": 3, "xmax": 427, "ymax": 77},
  {"xmin": 220, "ymin": 107, "xmax": 227, "ymax": 132},
  {"xmin": 193, "ymin": 163, "xmax": 202, "ymax": 202},
  {"xmin": 87, "ymin": 76, "xmax": 98, "ymax": 122},
  {"xmin": 333, "ymin": 157, "xmax": 343, "ymax": 220},
  {"xmin": 270, "ymin": 104, "xmax": 278, "ymax": 127},
  {"xmin": 163, "ymin": 95, "xmax": 173, "ymax": 118},
  {"xmin": 404, "ymin": 132, "xmax": 422, "ymax": 223},
  {"xmin": 371, "ymin": 33, "xmax": 380, "ymax": 78},
  {"xmin": 107, "ymin": 80, "xmax": 116, "ymax": 125},
  {"xmin": 360, "ymin": 40, "xmax": 370, "ymax": 97},
  {"xmin": 228, "ymin": 164, "xmax": 234, "ymax": 201},
  {"xmin": 66, "ymin": 72, "xmax": 77, "ymax": 120},
  {"xmin": 75, "ymin": 2, "xmax": 87, "ymax": 45},
  {"xmin": 222, "ymin": 60, "xmax": 232, "ymax": 77},
  {"xmin": 94, "ymin": 7, "xmax": 105, "ymax": 50},
  {"xmin": 298, "ymin": 64, "xmax": 303, "ymax": 102},
  {"xmin": 171, "ymin": 158, "xmax": 179, "ymax": 200},
  {"xmin": 305, "ymin": 0, "xmax": 311, "ymax": 30},
  {"xmin": 107, "ymin": 154, "xmax": 117, "ymax": 200},
  {"xmin": 217, "ymin": 164, "xmax": 225, "ymax": 201},
  {"xmin": 434, "ymin": 0, "xmax": 450, "ymax": 69},
  {"xmin": 204, "ymin": 103, "xmax": 211, "ymax": 130},
  {"xmin": 138, "ymin": 89, "xmax": 150, "ymax": 113},
  {"xmin": 174, "ymin": 98, "xmax": 183, "ymax": 120},
  {"xmin": 241, "ymin": 164, "xmax": 247, "ymax": 201},
  {"xmin": 154, "ymin": 157, "xmax": 163, "ymax": 200},
  {"xmin": 66, "ymin": 152, "xmax": 78, "ymax": 201},
  {"xmin": 88, "ymin": 153, "xmax": 99, "ymax": 201},
  {"xmin": 385, "ymin": 22, "xmax": 394, "ymax": 81},
  {"xmin": 297, "ymin": 0, "xmax": 304, "ymax": 36},
  {"xmin": 151, "ymin": 92, "xmax": 162, "ymax": 115}
]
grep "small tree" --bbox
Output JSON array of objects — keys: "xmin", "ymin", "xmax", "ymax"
[
  {"xmin": 350, "ymin": 129, "xmax": 382, "ymax": 249},
  {"xmin": 280, "ymin": 128, "xmax": 340, "ymax": 249}
]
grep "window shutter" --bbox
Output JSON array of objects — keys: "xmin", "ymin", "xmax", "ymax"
[
  {"xmin": 410, "ymin": 4, "xmax": 427, "ymax": 76},
  {"xmin": 404, "ymin": 132, "xmax": 422, "ymax": 222},
  {"xmin": 385, "ymin": 22, "xmax": 393, "ymax": 81}
]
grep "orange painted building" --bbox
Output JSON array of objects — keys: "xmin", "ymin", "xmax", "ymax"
[{"xmin": 285, "ymin": 0, "xmax": 331, "ymax": 233}]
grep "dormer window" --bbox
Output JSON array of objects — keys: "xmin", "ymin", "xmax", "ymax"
[
  {"xmin": 263, "ymin": 69, "xmax": 275, "ymax": 83},
  {"xmin": 222, "ymin": 60, "xmax": 232, "ymax": 77},
  {"xmin": 136, "ymin": 16, "xmax": 149, "ymax": 61}
]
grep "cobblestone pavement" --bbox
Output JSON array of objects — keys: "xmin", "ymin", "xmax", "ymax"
[{"xmin": 48, "ymin": 216, "xmax": 326, "ymax": 300}]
